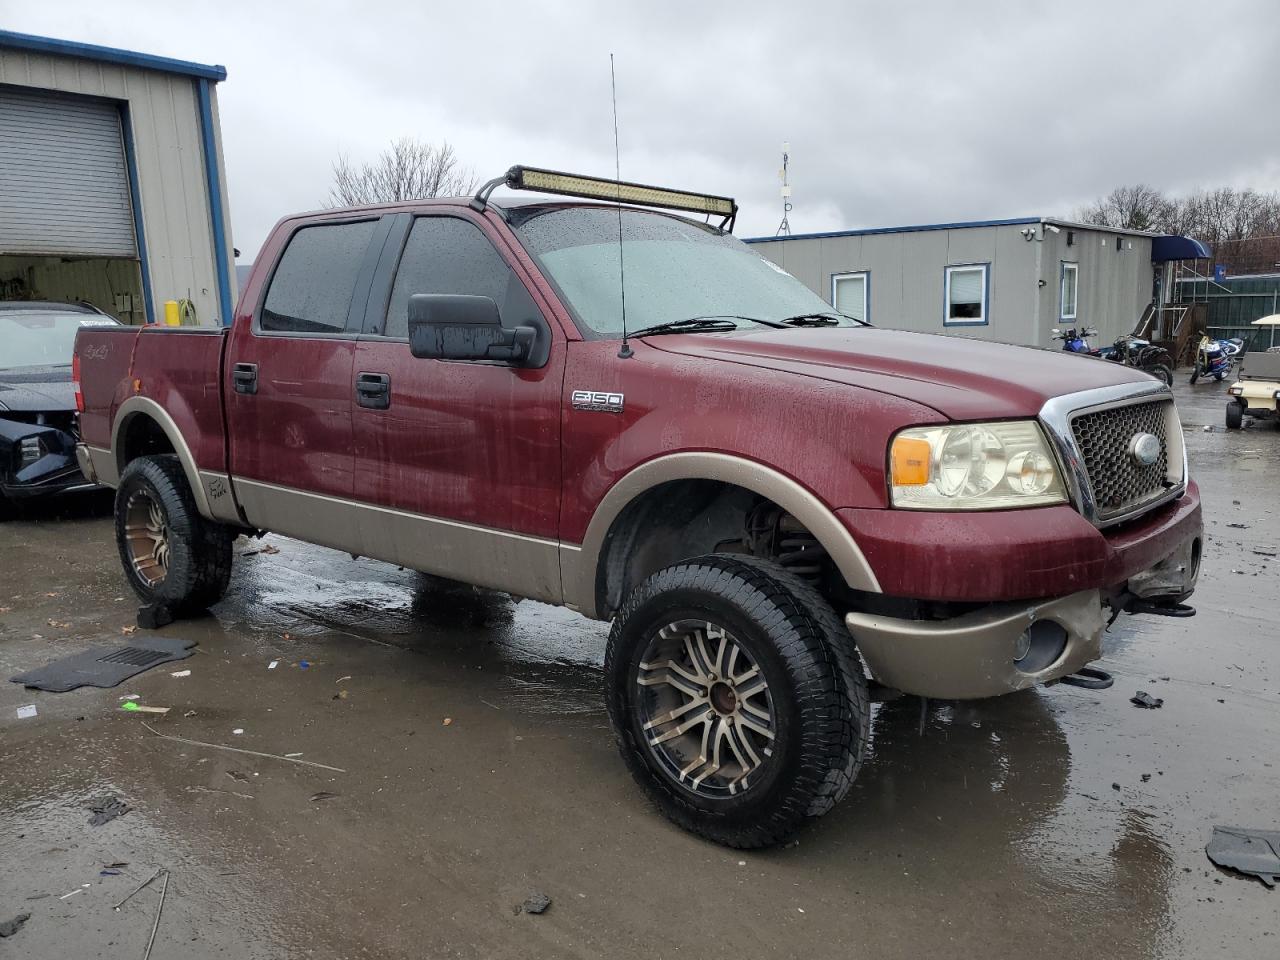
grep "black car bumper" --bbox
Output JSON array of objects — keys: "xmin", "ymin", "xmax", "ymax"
[{"xmin": 0, "ymin": 418, "xmax": 99, "ymax": 499}]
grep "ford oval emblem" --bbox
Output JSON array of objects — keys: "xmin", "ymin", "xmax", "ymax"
[{"xmin": 1129, "ymin": 432, "xmax": 1161, "ymax": 467}]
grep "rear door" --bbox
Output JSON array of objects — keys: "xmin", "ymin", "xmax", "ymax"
[
  {"xmin": 225, "ymin": 216, "xmax": 388, "ymax": 536},
  {"xmin": 349, "ymin": 211, "xmax": 565, "ymax": 600}
]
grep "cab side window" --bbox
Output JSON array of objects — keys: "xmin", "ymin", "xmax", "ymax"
[
  {"xmin": 261, "ymin": 220, "xmax": 377, "ymax": 334},
  {"xmin": 385, "ymin": 217, "xmax": 535, "ymax": 339}
]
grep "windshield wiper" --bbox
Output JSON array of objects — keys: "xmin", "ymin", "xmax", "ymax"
[
  {"xmin": 777, "ymin": 312, "xmax": 865, "ymax": 327},
  {"xmin": 629, "ymin": 317, "xmax": 742, "ymax": 338}
]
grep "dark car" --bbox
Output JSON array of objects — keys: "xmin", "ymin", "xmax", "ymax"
[{"xmin": 1, "ymin": 301, "xmax": 119, "ymax": 509}]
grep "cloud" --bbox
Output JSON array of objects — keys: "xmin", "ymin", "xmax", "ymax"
[{"xmin": 7, "ymin": 0, "xmax": 1278, "ymax": 259}]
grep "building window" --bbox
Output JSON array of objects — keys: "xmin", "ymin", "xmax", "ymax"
[
  {"xmin": 1060, "ymin": 262, "xmax": 1078, "ymax": 320},
  {"xmin": 831, "ymin": 271, "xmax": 869, "ymax": 322},
  {"xmin": 944, "ymin": 263, "xmax": 988, "ymax": 326}
]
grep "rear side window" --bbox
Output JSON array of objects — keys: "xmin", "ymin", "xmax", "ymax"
[
  {"xmin": 384, "ymin": 218, "xmax": 520, "ymax": 339},
  {"xmin": 260, "ymin": 220, "xmax": 376, "ymax": 334}
]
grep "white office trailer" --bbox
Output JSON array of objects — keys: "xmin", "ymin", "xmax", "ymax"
[
  {"xmin": 0, "ymin": 30, "xmax": 235, "ymax": 325},
  {"xmin": 747, "ymin": 218, "xmax": 1209, "ymax": 348}
]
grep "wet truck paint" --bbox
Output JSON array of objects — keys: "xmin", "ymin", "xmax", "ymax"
[{"xmin": 73, "ymin": 196, "xmax": 1203, "ymax": 700}]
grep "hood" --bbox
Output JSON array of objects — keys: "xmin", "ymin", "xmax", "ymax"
[
  {"xmin": 0, "ymin": 367, "xmax": 75, "ymax": 414},
  {"xmin": 647, "ymin": 327, "xmax": 1155, "ymax": 420}
]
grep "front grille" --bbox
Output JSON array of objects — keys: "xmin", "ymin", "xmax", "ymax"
[{"xmin": 1070, "ymin": 399, "xmax": 1175, "ymax": 521}]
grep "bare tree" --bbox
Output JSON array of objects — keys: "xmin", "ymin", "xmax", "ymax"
[
  {"xmin": 327, "ymin": 138, "xmax": 477, "ymax": 207},
  {"xmin": 1076, "ymin": 184, "xmax": 1171, "ymax": 231}
]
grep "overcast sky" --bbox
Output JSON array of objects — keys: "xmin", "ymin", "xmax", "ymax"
[{"xmin": 6, "ymin": 0, "xmax": 1279, "ymax": 261}]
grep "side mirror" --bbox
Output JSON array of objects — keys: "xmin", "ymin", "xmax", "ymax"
[{"xmin": 407, "ymin": 294, "xmax": 536, "ymax": 364}]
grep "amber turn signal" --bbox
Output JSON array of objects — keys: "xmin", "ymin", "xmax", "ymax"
[{"xmin": 890, "ymin": 436, "xmax": 931, "ymax": 486}]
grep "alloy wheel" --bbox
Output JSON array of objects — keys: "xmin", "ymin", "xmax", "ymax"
[
  {"xmin": 636, "ymin": 619, "xmax": 776, "ymax": 797},
  {"xmin": 123, "ymin": 491, "xmax": 170, "ymax": 586}
]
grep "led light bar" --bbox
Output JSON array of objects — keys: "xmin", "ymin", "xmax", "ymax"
[{"xmin": 473, "ymin": 165, "xmax": 738, "ymax": 229}]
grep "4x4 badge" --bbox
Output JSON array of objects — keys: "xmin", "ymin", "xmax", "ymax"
[{"xmin": 571, "ymin": 390, "xmax": 624, "ymax": 413}]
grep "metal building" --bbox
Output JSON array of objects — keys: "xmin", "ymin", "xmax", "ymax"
[
  {"xmin": 747, "ymin": 218, "xmax": 1208, "ymax": 348},
  {"xmin": 0, "ymin": 30, "xmax": 235, "ymax": 326}
]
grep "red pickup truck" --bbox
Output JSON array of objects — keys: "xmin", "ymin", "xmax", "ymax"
[{"xmin": 74, "ymin": 167, "xmax": 1202, "ymax": 847}]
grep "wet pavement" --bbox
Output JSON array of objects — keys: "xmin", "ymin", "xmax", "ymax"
[{"xmin": 1, "ymin": 376, "xmax": 1277, "ymax": 959}]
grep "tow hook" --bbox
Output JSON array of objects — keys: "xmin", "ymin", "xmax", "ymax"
[{"xmin": 1059, "ymin": 666, "xmax": 1115, "ymax": 690}]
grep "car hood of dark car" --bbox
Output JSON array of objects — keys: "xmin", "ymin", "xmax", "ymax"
[
  {"xmin": 0, "ymin": 366, "xmax": 75, "ymax": 413},
  {"xmin": 645, "ymin": 326, "xmax": 1156, "ymax": 421}
]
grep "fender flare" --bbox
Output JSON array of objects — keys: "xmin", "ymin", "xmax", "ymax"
[
  {"xmin": 111, "ymin": 396, "xmax": 214, "ymax": 520},
  {"xmin": 562, "ymin": 452, "xmax": 882, "ymax": 619}
]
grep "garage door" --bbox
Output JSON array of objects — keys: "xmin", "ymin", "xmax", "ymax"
[{"xmin": 0, "ymin": 86, "xmax": 137, "ymax": 258}]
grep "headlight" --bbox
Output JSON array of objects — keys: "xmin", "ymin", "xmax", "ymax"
[
  {"xmin": 20, "ymin": 435, "xmax": 44, "ymax": 466},
  {"xmin": 889, "ymin": 421, "xmax": 1067, "ymax": 510}
]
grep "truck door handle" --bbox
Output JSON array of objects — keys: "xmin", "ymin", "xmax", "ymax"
[
  {"xmin": 356, "ymin": 372, "xmax": 391, "ymax": 409},
  {"xmin": 232, "ymin": 362, "xmax": 258, "ymax": 395}
]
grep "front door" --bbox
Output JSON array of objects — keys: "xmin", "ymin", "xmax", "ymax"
[
  {"xmin": 350, "ymin": 212, "xmax": 565, "ymax": 600},
  {"xmin": 225, "ymin": 216, "xmax": 384, "ymax": 540}
]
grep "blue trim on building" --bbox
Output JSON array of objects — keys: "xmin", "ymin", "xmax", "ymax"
[
  {"xmin": 745, "ymin": 217, "xmax": 1041, "ymax": 245},
  {"xmin": 943, "ymin": 262, "xmax": 990, "ymax": 327},
  {"xmin": 0, "ymin": 29, "xmax": 226, "ymax": 80},
  {"xmin": 118, "ymin": 103, "xmax": 155, "ymax": 325},
  {"xmin": 195, "ymin": 79, "xmax": 234, "ymax": 326}
]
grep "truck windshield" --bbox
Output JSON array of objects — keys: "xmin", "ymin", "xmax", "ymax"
[{"xmin": 509, "ymin": 206, "xmax": 854, "ymax": 338}]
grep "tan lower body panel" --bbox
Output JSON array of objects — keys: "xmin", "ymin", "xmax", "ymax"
[
  {"xmin": 846, "ymin": 589, "xmax": 1105, "ymax": 700},
  {"xmin": 232, "ymin": 478, "xmax": 563, "ymax": 604}
]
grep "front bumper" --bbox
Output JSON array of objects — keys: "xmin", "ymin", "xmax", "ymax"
[
  {"xmin": 0, "ymin": 425, "xmax": 99, "ymax": 500},
  {"xmin": 846, "ymin": 518, "xmax": 1201, "ymax": 699}
]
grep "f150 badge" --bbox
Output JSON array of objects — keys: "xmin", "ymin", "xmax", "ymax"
[{"xmin": 572, "ymin": 390, "xmax": 624, "ymax": 413}]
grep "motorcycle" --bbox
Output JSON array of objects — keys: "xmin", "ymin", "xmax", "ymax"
[
  {"xmin": 1190, "ymin": 335, "xmax": 1244, "ymax": 384},
  {"xmin": 1051, "ymin": 327, "xmax": 1175, "ymax": 386},
  {"xmin": 1098, "ymin": 335, "xmax": 1174, "ymax": 387}
]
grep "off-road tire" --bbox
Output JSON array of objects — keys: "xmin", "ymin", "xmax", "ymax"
[
  {"xmin": 604, "ymin": 553, "xmax": 869, "ymax": 848},
  {"xmin": 1226, "ymin": 401, "xmax": 1244, "ymax": 430},
  {"xmin": 114, "ymin": 455, "xmax": 233, "ymax": 615}
]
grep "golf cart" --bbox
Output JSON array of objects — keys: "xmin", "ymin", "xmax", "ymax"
[{"xmin": 1225, "ymin": 315, "xmax": 1280, "ymax": 429}]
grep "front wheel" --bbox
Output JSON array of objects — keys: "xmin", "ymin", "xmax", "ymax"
[
  {"xmin": 114, "ymin": 455, "xmax": 234, "ymax": 615},
  {"xmin": 604, "ymin": 554, "xmax": 869, "ymax": 848},
  {"xmin": 1226, "ymin": 401, "xmax": 1244, "ymax": 430},
  {"xmin": 1190, "ymin": 365, "xmax": 1200, "ymax": 384}
]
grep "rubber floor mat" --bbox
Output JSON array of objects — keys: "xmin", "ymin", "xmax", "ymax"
[{"xmin": 9, "ymin": 637, "xmax": 196, "ymax": 692}]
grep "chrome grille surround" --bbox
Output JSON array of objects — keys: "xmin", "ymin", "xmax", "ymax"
[{"xmin": 1038, "ymin": 382, "xmax": 1187, "ymax": 528}]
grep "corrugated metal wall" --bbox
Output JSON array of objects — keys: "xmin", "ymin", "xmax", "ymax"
[
  {"xmin": 751, "ymin": 224, "xmax": 1154, "ymax": 348},
  {"xmin": 0, "ymin": 48, "xmax": 235, "ymax": 325}
]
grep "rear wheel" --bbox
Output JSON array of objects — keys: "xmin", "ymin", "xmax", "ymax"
[
  {"xmin": 1226, "ymin": 401, "xmax": 1244, "ymax": 430},
  {"xmin": 1146, "ymin": 364, "xmax": 1173, "ymax": 386},
  {"xmin": 114, "ymin": 455, "xmax": 233, "ymax": 615},
  {"xmin": 604, "ymin": 554, "xmax": 869, "ymax": 848}
]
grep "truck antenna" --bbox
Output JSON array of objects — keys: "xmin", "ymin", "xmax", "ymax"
[
  {"xmin": 775, "ymin": 141, "xmax": 792, "ymax": 237},
  {"xmin": 611, "ymin": 54, "xmax": 633, "ymax": 360}
]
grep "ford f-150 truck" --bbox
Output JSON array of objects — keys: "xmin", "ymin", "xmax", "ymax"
[{"xmin": 74, "ymin": 166, "xmax": 1202, "ymax": 847}]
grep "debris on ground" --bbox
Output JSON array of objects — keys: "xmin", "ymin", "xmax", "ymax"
[
  {"xmin": 183, "ymin": 709, "xmax": 197, "ymax": 717},
  {"xmin": 141, "ymin": 870, "xmax": 170, "ymax": 960},
  {"xmin": 299, "ymin": 660, "xmax": 310, "ymax": 669},
  {"xmin": 268, "ymin": 660, "xmax": 279, "ymax": 670},
  {"xmin": 333, "ymin": 690, "xmax": 348, "ymax": 701},
  {"xmin": 136, "ymin": 605, "xmax": 174, "ymax": 630},
  {"xmin": 88, "ymin": 795, "xmax": 132, "ymax": 827},
  {"xmin": 9, "ymin": 637, "xmax": 196, "ymax": 692},
  {"xmin": 0, "ymin": 913, "xmax": 30, "ymax": 938},
  {"xmin": 310, "ymin": 791, "xmax": 338, "ymax": 802},
  {"xmin": 1130, "ymin": 691, "xmax": 1164, "ymax": 709},
  {"xmin": 15, "ymin": 704, "xmax": 36, "ymax": 719},
  {"xmin": 517, "ymin": 892, "xmax": 552, "ymax": 915},
  {"xmin": 140, "ymin": 721, "xmax": 347, "ymax": 772},
  {"xmin": 170, "ymin": 669, "xmax": 191, "ymax": 678},
  {"xmin": 226, "ymin": 770, "xmax": 250, "ymax": 783},
  {"xmin": 59, "ymin": 885, "xmax": 89, "ymax": 900},
  {"xmin": 1206, "ymin": 826, "xmax": 1280, "ymax": 887},
  {"xmin": 242, "ymin": 544, "xmax": 280, "ymax": 557},
  {"xmin": 113, "ymin": 867, "xmax": 163, "ymax": 910},
  {"xmin": 121, "ymin": 702, "xmax": 170, "ymax": 715},
  {"xmin": 443, "ymin": 717, "xmax": 453, "ymax": 726},
  {"xmin": 232, "ymin": 728, "xmax": 244, "ymax": 735},
  {"xmin": 1227, "ymin": 522, "xmax": 1250, "ymax": 529}
]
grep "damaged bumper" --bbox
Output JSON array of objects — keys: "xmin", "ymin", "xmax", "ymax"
[
  {"xmin": 0, "ymin": 419, "xmax": 98, "ymax": 500},
  {"xmin": 847, "ymin": 522, "xmax": 1202, "ymax": 700}
]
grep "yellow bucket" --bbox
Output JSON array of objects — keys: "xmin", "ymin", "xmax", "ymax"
[{"xmin": 163, "ymin": 300, "xmax": 181, "ymax": 326}]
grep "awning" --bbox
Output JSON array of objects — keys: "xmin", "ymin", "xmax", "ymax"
[{"xmin": 1152, "ymin": 235, "xmax": 1211, "ymax": 261}]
